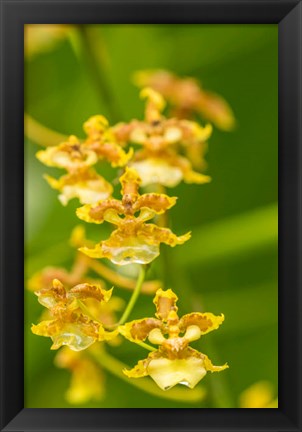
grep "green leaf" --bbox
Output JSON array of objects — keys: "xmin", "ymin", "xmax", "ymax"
[{"xmin": 174, "ymin": 204, "xmax": 277, "ymax": 267}]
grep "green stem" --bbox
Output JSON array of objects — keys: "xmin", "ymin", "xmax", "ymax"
[
  {"xmin": 77, "ymin": 25, "xmax": 121, "ymax": 123},
  {"xmin": 89, "ymin": 348, "xmax": 205, "ymax": 403},
  {"xmin": 117, "ymin": 265, "xmax": 146, "ymax": 326},
  {"xmin": 132, "ymin": 340, "xmax": 156, "ymax": 352}
]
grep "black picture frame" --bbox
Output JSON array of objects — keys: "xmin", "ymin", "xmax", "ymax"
[{"xmin": 0, "ymin": 0, "xmax": 301, "ymax": 431}]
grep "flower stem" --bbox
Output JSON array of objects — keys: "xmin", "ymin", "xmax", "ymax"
[
  {"xmin": 132, "ymin": 340, "xmax": 156, "ymax": 352},
  {"xmin": 117, "ymin": 265, "xmax": 146, "ymax": 326}
]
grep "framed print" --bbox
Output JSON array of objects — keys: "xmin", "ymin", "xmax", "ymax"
[{"xmin": 0, "ymin": 0, "xmax": 301, "ymax": 431}]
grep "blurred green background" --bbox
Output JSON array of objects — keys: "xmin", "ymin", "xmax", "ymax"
[{"xmin": 25, "ymin": 24, "xmax": 278, "ymax": 408}]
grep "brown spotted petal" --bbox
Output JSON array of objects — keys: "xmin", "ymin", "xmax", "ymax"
[
  {"xmin": 76, "ymin": 199, "xmax": 123, "ymax": 224},
  {"xmin": 179, "ymin": 312, "xmax": 224, "ymax": 336},
  {"xmin": 119, "ymin": 318, "xmax": 162, "ymax": 342},
  {"xmin": 120, "ymin": 167, "xmax": 141, "ymax": 199},
  {"xmin": 139, "ymin": 224, "xmax": 191, "ymax": 247},
  {"xmin": 153, "ymin": 288, "xmax": 179, "ymax": 321},
  {"xmin": 134, "ymin": 193, "xmax": 177, "ymax": 214},
  {"xmin": 35, "ymin": 278, "xmax": 67, "ymax": 309},
  {"xmin": 68, "ymin": 283, "xmax": 113, "ymax": 303}
]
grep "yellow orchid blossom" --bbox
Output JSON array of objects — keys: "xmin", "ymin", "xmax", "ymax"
[
  {"xmin": 112, "ymin": 88, "xmax": 212, "ymax": 187},
  {"xmin": 76, "ymin": 167, "xmax": 190, "ymax": 265},
  {"xmin": 133, "ymin": 69, "xmax": 236, "ymax": 132},
  {"xmin": 36, "ymin": 118, "xmax": 133, "ymax": 171},
  {"xmin": 83, "ymin": 115, "xmax": 133, "ymax": 167},
  {"xmin": 31, "ymin": 279, "xmax": 117, "ymax": 351},
  {"xmin": 119, "ymin": 288, "xmax": 228, "ymax": 390},
  {"xmin": 36, "ymin": 135, "xmax": 113, "ymax": 205},
  {"xmin": 36, "ymin": 135, "xmax": 98, "ymax": 171},
  {"xmin": 35, "ymin": 119, "xmax": 132, "ymax": 205},
  {"xmin": 28, "ymin": 251, "xmax": 125, "ymax": 348}
]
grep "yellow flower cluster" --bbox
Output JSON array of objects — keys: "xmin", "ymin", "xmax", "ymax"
[
  {"xmin": 31, "ymin": 76, "xmax": 233, "ymax": 403},
  {"xmin": 37, "ymin": 85, "xmax": 212, "ymax": 209}
]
